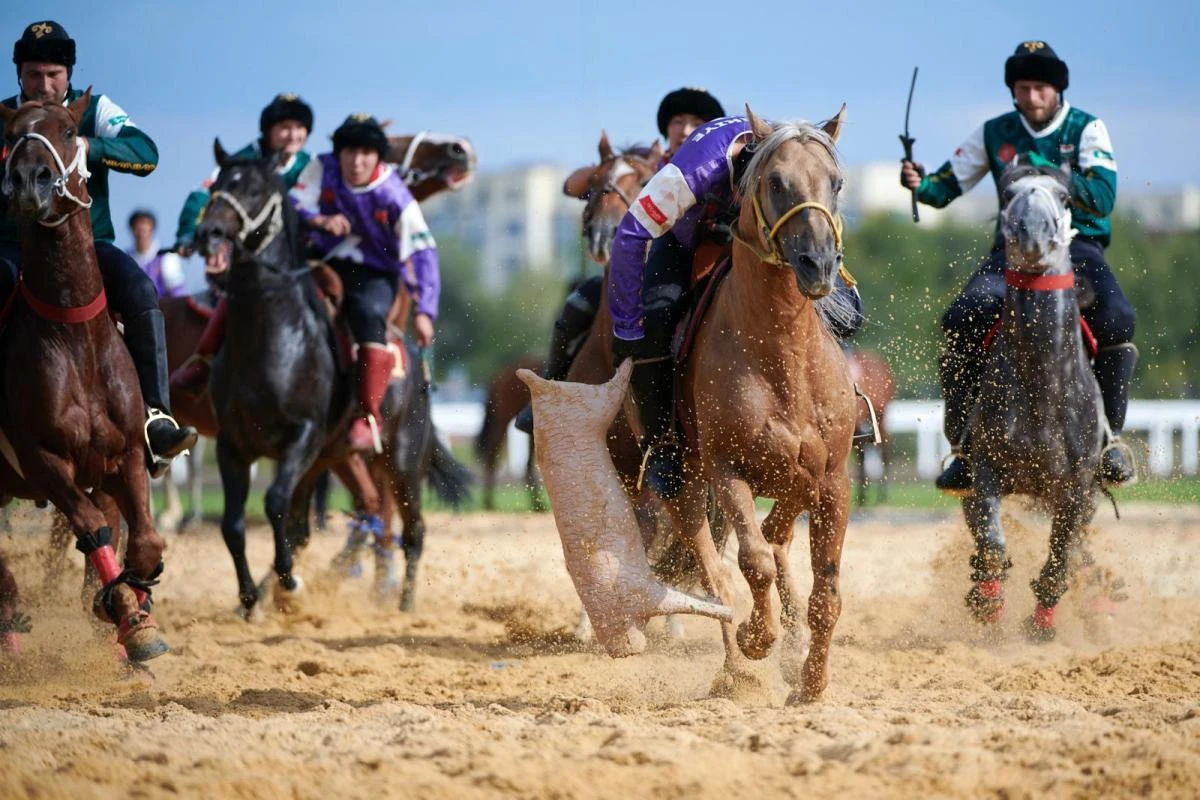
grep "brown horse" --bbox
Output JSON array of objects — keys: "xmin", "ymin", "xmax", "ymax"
[
  {"xmin": 624, "ymin": 108, "xmax": 852, "ymax": 703},
  {"xmin": 848, "ymin": 348, "xmax": 897, "ymax": 506},
  {"xmin": 476, "ymin": 354, "xmax": 545, "ymax": 511},
  {"xmin": 0, "ymin": 92, "xmax": 169, "ymax": 661},
  {"xmin": 157, "ymin": 132, "xmax": 477, "ymax": 530}
]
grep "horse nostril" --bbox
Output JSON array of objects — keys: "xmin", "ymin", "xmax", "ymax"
[
  {"xmin": 34, "ymin": 165, "xmax": 53, "ymax": 187},
  {"xmin": 7, "ymin": 169, "xmax": 22, "ymax": 190}
]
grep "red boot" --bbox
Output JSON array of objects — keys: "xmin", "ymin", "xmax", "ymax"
[
  {"xmin": 348, "ymin": 343, "xmax": 394, "ymax": 453},
  {"xmin": 169, "ymin": 297, "xmax": 228, "ymax": 394}
]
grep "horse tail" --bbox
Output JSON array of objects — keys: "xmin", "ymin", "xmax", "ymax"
[
  {"xmin": 429, "ymin": 432, "xmax": 475, "ymax": 510},
  {"xmin": 474, "ymin": 393, "xmax": 497, "ymax": 460}
]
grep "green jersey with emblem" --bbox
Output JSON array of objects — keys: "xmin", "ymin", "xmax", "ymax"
[
  {"xmin": 0, "ymin": 87, "xmax": 157, "ymax": 245},
  {"xmin": 916, "ymin": 102, "xmax": 1117, "ymax": 246},
  {"xmin": 174, "ymin": 143, "xmax": 311, "ymax": 248}
]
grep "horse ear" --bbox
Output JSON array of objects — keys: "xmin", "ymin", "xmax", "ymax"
[
  {"xmin": 745, "ymin": 104, "xmax": 772, "ymax": 142},
  {"xmin": 378, "ymin": 118, "xmax": 393, "ymax": 130},
  {"xmin": 648, "ymin": 139, "xmax": 663, "ymax": 162},
  {"xmin": 822, "ymin": 104, "xmax": 848, "ymax": 143},
  {"xmin": 213, "ymin": 138, "xmax": 229, "ymax": 168},
  {"xmin": 598, "ymin": 130, "xmax": 614, "ymax": 161},
  {"xmin": 67, "ymin": 86, "xmax": 93, "ymax": 128}
]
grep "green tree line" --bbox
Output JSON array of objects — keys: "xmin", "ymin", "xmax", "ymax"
[{"xmin": 432, "ymin": 215, "xmax": 1198, "ymax": 399}]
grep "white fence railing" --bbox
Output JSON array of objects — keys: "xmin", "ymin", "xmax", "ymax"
[{"xmin": 432, "ymin": 400, "xmax": 1200, "ymax": 480}]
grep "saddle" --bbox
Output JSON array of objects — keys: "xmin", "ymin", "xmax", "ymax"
[{"xmin": 308, "ymin": 262, "xmax": 409, "ymax": 380}]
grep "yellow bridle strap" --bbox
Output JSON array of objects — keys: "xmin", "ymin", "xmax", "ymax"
[{"xmin": 732, "ymin": 192, "xmax": 856, "ymax": 288}]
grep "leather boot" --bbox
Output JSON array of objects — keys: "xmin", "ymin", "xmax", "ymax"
[
  {"xmin": 124, "ymin": 309, "xmax": 200, "ymax": 477},
  {"xmin": 348, "ymin": 343, "xmax": 394, "ymax": 454}
]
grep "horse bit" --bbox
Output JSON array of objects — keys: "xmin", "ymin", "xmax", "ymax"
[
  {"xmin": 732, "ymin": 187, "xmax": 855, "ymax": 287},
  {"xmin": 1, "ymin": 130, "xmax": 93, "ymax": 228}
]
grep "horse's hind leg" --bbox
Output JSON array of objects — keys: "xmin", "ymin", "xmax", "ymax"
[
  {"xmin": 794, "ymin": 469, "xmax": 850, "ymax": 704},
  {"xmin": 0, "ymin": 548, "xmax": 27, "ymax": 654},
  {"xmin": 712, "ymin": 474, "xmax": 777, "ymax": 660},
  {"xmin": 669, "ymin": 480, "xmax": 753, "ymax": 694},
  {"xmin": 392, "ymin": 467, "xmax": 425, "ymax": 612},
  {"xmin": 761, "ymin": 497, "xmax": 807, "ymax": 693},
  {"xmin": 182, "ymin": 438, "xmax": 205, "ymax": 530},
  {"xmin": 215, "ymin": 434, "xmax": 258, "ymax": 616},
  {"xmin": 1025, "ymin": 492, "xmax": 1092, "ymax": 642},
  {"xmin": 262, "ymin": 423, "xmax": 323, "ymax": 611}
]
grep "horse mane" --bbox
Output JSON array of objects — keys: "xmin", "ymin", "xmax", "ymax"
[
  {"xmin": 735, "ymin": 120, "xmax": 855, "ymax": 335},
  {"xmin": 617, "ymin": 143, "xmax": 657, "ymax": 161}
]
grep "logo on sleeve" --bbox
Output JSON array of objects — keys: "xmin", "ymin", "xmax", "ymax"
[
  {"xmin": 107, "ymin": 114, "xmax": 129, "ymax": 127},
  {"xmin": 638, "ymin": 195, "xmax": 667, "ymax": 226}
]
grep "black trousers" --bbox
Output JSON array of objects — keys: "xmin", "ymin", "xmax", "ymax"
[{"xmin": 328, "ymin": 259, "xmax": 400, "ymax": 345}]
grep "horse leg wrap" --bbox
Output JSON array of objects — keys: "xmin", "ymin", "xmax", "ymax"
[
  {"xmin": 75, "ymin": 527, "xmax": 121, "ymax": 585},
  {"xmin": 1032, "ymin": 605, "xmax": 1055, "ymax": 629},
  {"xmin": 966, "ymin": 548, "xmax": 1011, "ymax": 623},
  {"xmin": 94, "ymin": 560, "xmax": 164, "ymax": 624}
]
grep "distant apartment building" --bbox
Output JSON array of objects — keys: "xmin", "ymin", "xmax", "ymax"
[{"xmin": 419, "ymin": 164, "xmax": 585, "ymax": 292}]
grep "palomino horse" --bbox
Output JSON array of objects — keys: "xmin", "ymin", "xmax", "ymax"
[
  {"xmin": 848, "ymin": 347, "xmax": 896, "ymax": 506},
  {"xmin": 0, "ymin": 92, "xmax": 169, "ymax": 660},
  {"xmin": 671, "ymin": 108, "xmax": 857, "ymax": 702},
  {"xmin": 197, "ymin": 141, "xmax": 357, "ymax": 616},
  {"xmin": 157, "ymin": 131, "xmax": 477, "ymax": 531},
  {"xmin": 476, "ymin": 353, "xmax": 545, "ymax": 511},
  {"xmin": 961, "ymin": 164, "xmax": 1104, "ymax": 641}
]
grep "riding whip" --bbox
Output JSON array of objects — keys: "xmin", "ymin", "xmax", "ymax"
[{"xmin": 899, "ymin": 66, "xmax": 920, "ymax": 223}]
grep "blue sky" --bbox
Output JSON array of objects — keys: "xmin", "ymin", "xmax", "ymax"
[{"xmin": 4, "ymin": 0, "xmax": 1197, "ymax": 251}]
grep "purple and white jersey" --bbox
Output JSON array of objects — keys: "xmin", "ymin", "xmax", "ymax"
[
  {"xmin": 291, "ymin": 154, "xmax": 441, "ymax": 320},
  {"xmin": 126, "ymin": 243, "xmax": 186, "ymax": 298},
  {"xmin": 608, "ymin": 116, "xmax": 752, "ymax": 341}
]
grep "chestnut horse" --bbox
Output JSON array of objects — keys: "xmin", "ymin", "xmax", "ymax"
[
  {"xmin": 0, "ymin": 92, "xmax": 169, "ymax": 661},
  {"xmin": 476, "ymin": 353, "xmax": 545, "ymax": 511},
  {"xmin": 668, "ymin": 108, "xmax": 856, "ymax": 702},
  {"xmin": 157, "ymin": 132, "xmax": 477, "ymax": 530}
]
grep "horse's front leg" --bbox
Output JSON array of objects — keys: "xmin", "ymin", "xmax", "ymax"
[
  {"xmin": 761, "ymin": 496, "xmax": 807, "ymax": 692},
  {"xmin": 215, "ymin": 433, "xmax": 257, "ymax": 617},
  {"xmin": 711, "ymin": 473, "xmax": 777, "ymax": 660},
  {"xmin": 1025, "ymin": 488, "xmax": 1093, "ymax": 642},
  {"xmin": 962, "ymin": 463, "xmax": 1010, "ymax": 625},
  {"xmin": 0, "ymin": 549, "xmax": 27, "ymax": 655},
  {"xmin": 105, "ymin": 453, "xmax": 171, "ymax": 661},
  {"xmin": 262, "ymin": 422, "xmax": 323, "ymax": 612},
  {"xmin": 795, "ymin": 467, "xmax": 850, "ymax": 703}
]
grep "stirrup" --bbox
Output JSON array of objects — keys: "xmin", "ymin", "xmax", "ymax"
[
  {"xmin": 144, "ymin": 408, "xmax": 190, "ymax": 473},
  {"xmin": 363, "ymin": 415, "xmax": 383, "ymax": 455},
  {"xmin": 635, "ymin": 437, "xmax": 677, "ymax": 494},
  {"xmin": 1099, "ymin": 437, "xmax": 1138, "ymax": 487}
]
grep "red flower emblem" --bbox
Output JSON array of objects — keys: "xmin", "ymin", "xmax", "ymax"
[
  {"xmin": 374, "ymin": 208, "xmax": 390, "ymax": 226},
  {"xmin": 998, "ymin": 143, "xmax": 1017, "ymax": 164}
]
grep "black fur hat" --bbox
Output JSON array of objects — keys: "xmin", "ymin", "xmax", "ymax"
[
  {"xmin": 332, "ymin": 114, "xmax": 388, "ymax": 157},
  {"xmin": 259, "ymin": 93, "xmax": 314, "ymax": 137},
  {"xmin": 13, "ymin": 20, "xmax": 75, "ymax": 77},
  {"xmin": 656, "ymin": 87, "xmax": 725, "ymax": 137},
  {"xmin": 1005, "ymin": 41, "xmax": 1069, "ymax": 93}
]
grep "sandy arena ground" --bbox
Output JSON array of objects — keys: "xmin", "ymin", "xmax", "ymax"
[{"xmin": 0, "ymin": 501, "xmax": 1197, "ymax": 799}]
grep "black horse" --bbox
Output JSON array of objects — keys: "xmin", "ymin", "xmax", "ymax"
[
  {"xmin": 961, "ymin": 164, "xmax": 1105, "ymax": 641},
  {"xmin": 197, "ymin": 142, "xmax": 353, "ymax": 616},
  {"xmin": 331, "ymin": 343, "xmax": 474, "ymax": 611}
]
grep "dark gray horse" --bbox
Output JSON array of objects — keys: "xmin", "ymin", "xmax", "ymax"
[
  {"xmin": 961, "ymin": 164, "xmax": 1105, "ymax": 641},
  {"xmin": 197, "ymin": 142, "xmax": 353, "ymax": 617},
  {"xmin": 330, "ymin": 343, "xmax": 474, "ymax": 611}
]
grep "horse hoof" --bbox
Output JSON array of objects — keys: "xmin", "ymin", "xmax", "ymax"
[
  {"xmin": 119, "ymin": 616, "xmax": 170, "ymax": 662},
  {"xmin": 235, "ymin": 603, "xmax": 265, "ymax": 624},
  {"xmin": 1021, "ymin": 608, "xmax": 1057, "ymax": 643},
  {"xmin": 965, "ymin": 581, "xmax": 1006, "ymax": 624},
  {"xmin": 786, "ymin": 683, "xmax": 826, "ymax": 705},
  {"xmin": 399, "ymin": 586, "xmax": 415, "ymax": 613},
  {"xmin": 736, "ymin": 620, "xmax": 775, "ymax": 660},
  {"xmin": 1, "ymin": 632, "xmax": 22, "ymax": 656},
  {"xmin": 274, "ymin": 576, "xmax": 305, "ymax": 614}
]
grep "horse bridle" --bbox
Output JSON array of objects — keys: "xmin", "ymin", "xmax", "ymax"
[
  {"xmin": 206, "ymin": 188, "xmax": 283, "ymax": 255},
  {"xmin": 732, "ymin": 185, "xmax": 855, "ymax": 287},
  {"xmin": 1, "ymin": 129, "xmax": 93, "ymax": 228}
]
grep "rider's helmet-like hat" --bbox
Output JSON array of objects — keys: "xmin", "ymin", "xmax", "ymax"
[
  {"xmin": 13, "ymin": 20, "xmax": 76, "ymax": 80},
  {"xmin": 259, "ymin": 92, "xmax": 314, "ymax": 138},
  {"xmin": 656, "ymin": 87, "xmax": 725, "ymax": 137},
  {"xmin": 1004, "ymin": 41, "xmax": 1068, "ymax": 94},
  {"xmin": 332, "ymin": 114, "xmax": 389, "ymax": 159}
]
